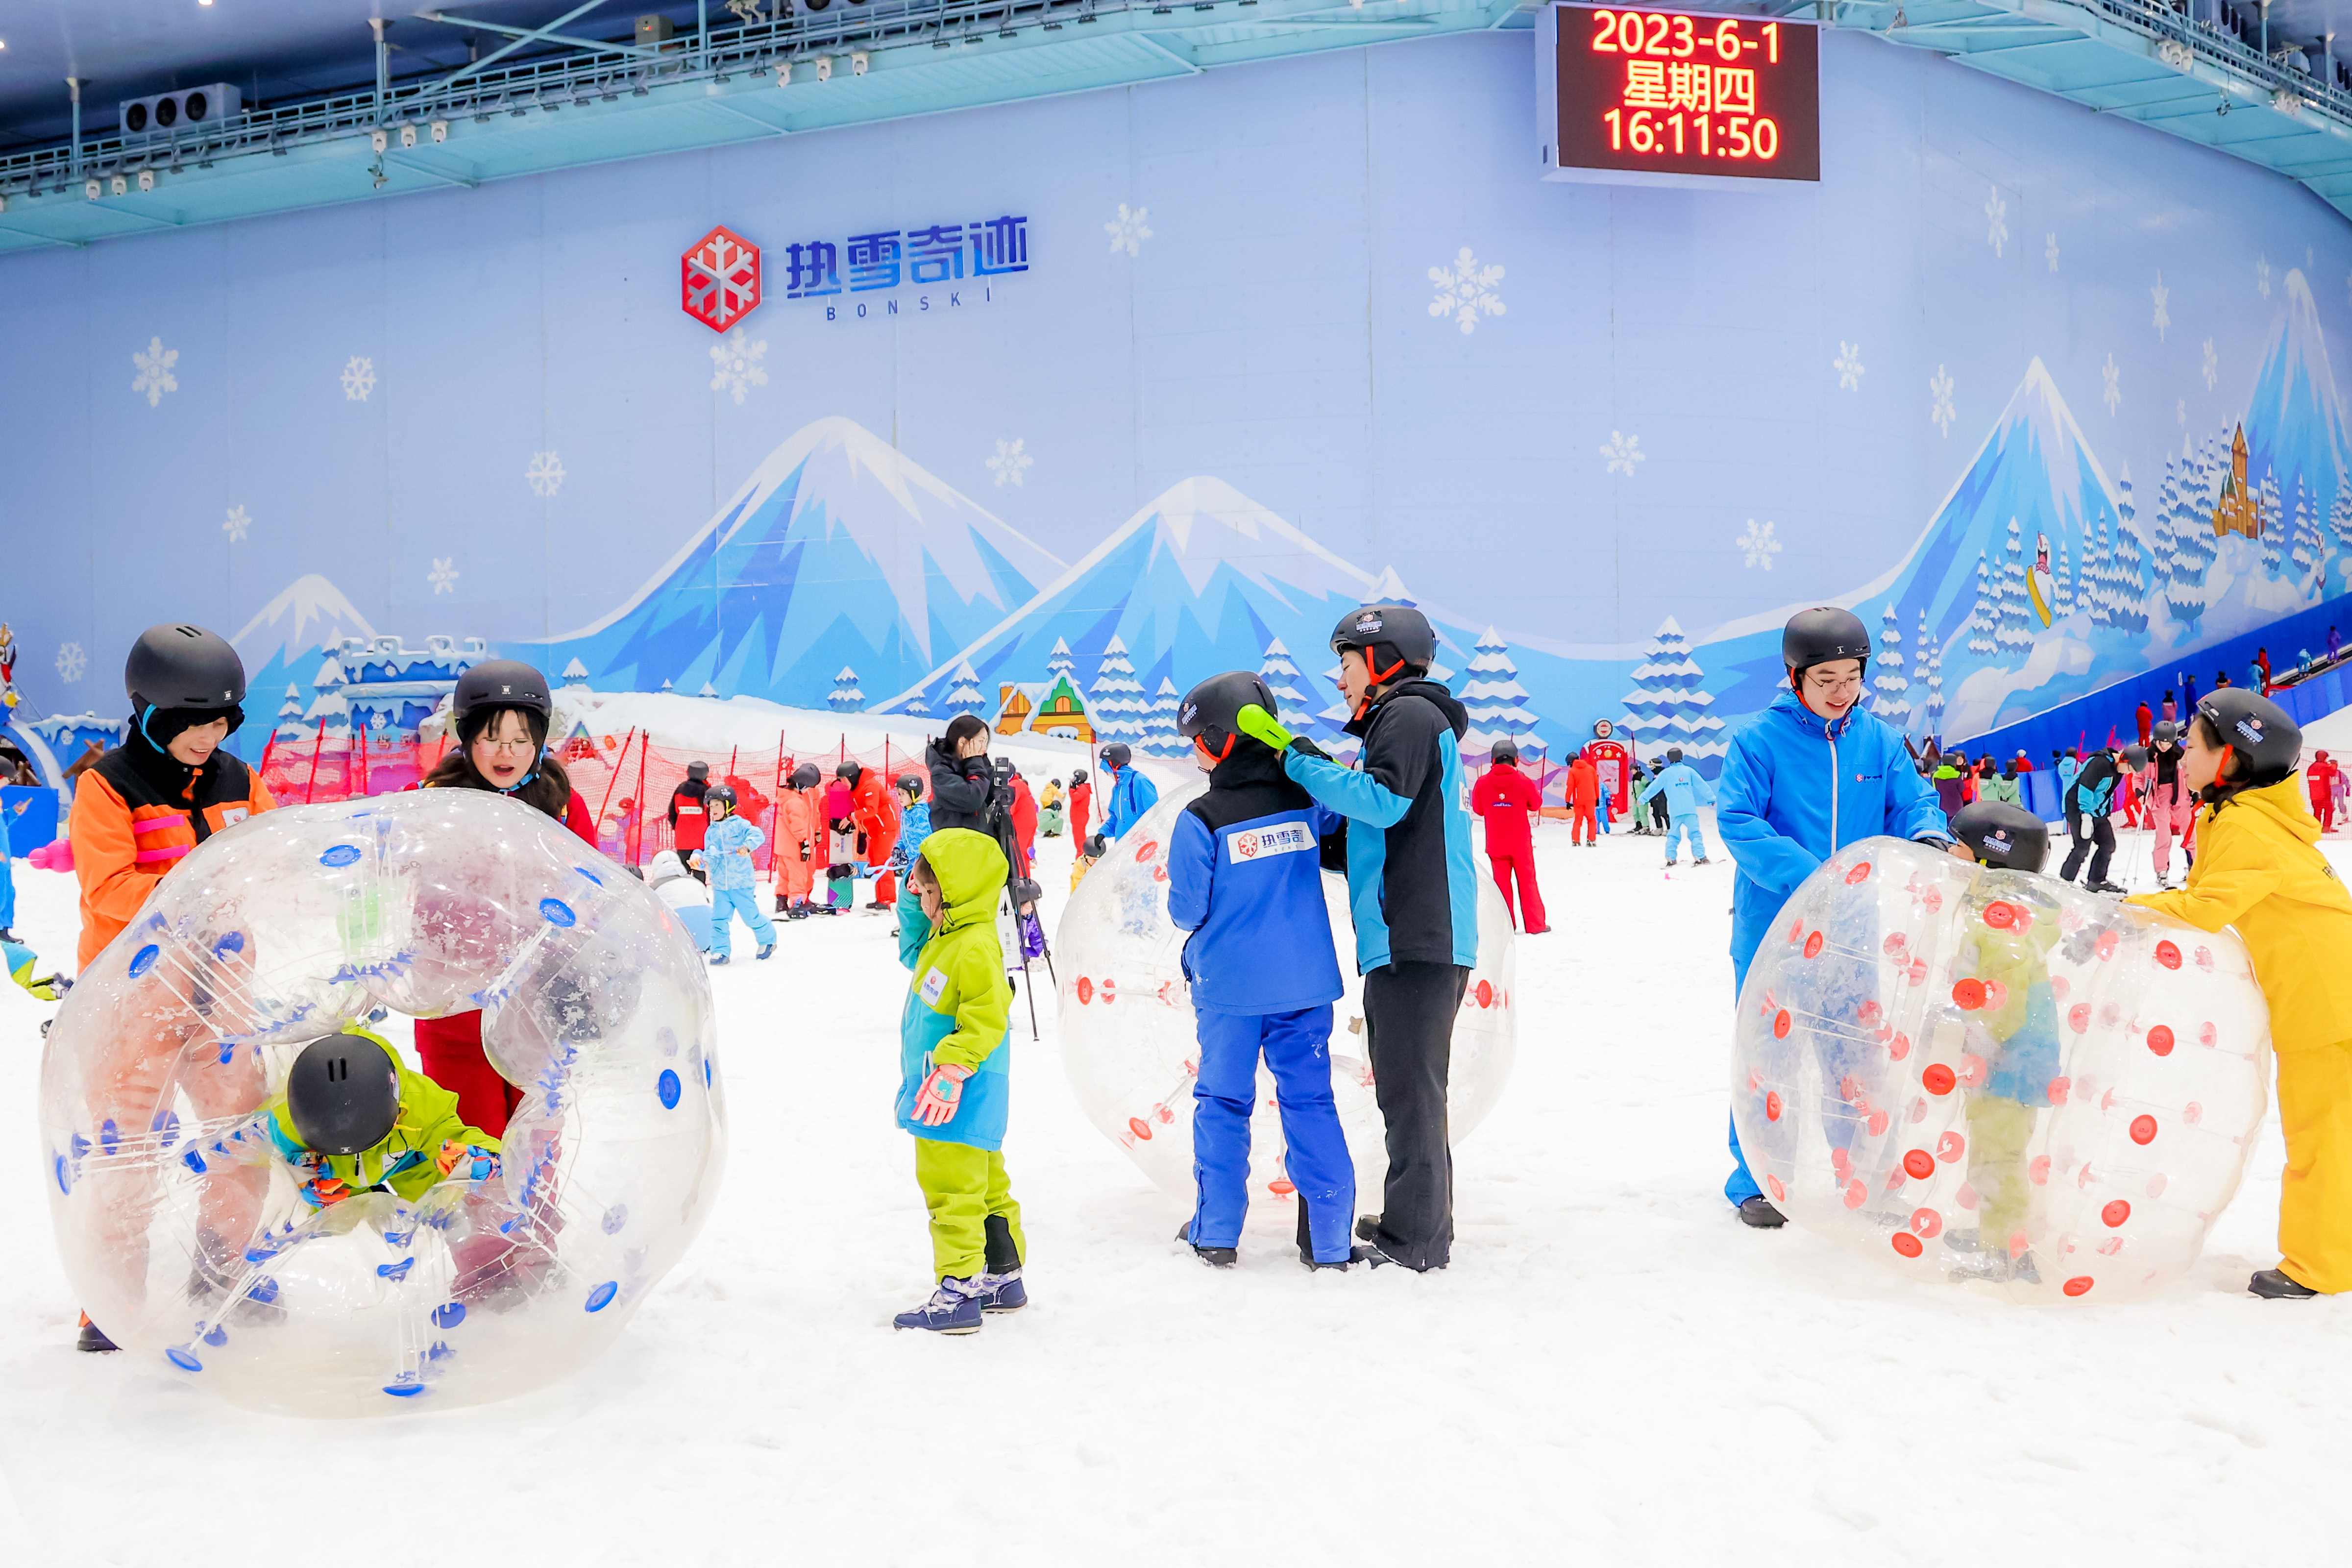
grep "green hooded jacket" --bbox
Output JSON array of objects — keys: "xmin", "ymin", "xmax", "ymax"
[{"xmin": 896, "ymin": 828, "xmax": 1014, "ymax": 1148}]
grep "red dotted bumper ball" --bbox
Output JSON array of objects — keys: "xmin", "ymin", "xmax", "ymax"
[
  {"xmin": 39, "ymin": 792, "xmax": 726, "ymax": 1415},
  {"xmin": 1055, "ymin": 782, "xmax": 1517, "ymax": 1202},
  {"xmin": 1729, "ymin": 838, "xmax": 2273, "ymax": 1304}
]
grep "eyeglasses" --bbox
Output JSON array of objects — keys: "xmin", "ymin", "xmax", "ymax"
[{"xmin": 475, "ymin": 737, "xmax": 538, "ymax": 756}]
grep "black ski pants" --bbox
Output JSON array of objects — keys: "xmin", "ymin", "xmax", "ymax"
[
  {"xmin": 1362, "ymin": 960, "xmax": 1469, "ymax": 1271},
  {"xmin": 2060, "ymin": 812, "xmax": 2114, "ymax": 885}
]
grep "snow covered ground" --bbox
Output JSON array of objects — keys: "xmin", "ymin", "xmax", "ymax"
[{"xmin": 2, "ymin": 810, "xmax": 2348, "ymax": 1566}]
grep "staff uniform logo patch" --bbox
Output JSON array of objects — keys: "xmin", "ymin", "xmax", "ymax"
[
  {"xmin": 919, "ymin": 966, "xmax": 950, "ymax": 1006},
  {"xmin": 1227, "ymin": 822, "xmax": 1313, "ymax": 863}
]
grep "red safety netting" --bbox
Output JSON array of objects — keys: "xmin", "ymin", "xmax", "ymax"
[{"xmin": 255, "ymin": 721, "xmax": 930, "ymax": 873}]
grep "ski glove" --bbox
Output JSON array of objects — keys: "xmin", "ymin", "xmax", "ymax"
[
  {"xmin": 436, "ymin": 1140, "xmax": 502, "ymax": 1182},
  {"xmin": 913, "ymin": 1060, "xmax": 973, "ymax": 1127},
  {"xmin": 297, "ymin": 1173, "xmax": 354, "ymax": 1209},
  {"xmin": 1235, "ymin": 703, "xmax": 1328, "ymax": 761},
  {"xmin": 1083, "ymin": 834, "xmax": 1107, "ymax": 859}
]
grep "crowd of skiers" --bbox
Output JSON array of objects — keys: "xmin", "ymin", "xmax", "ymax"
[{"xmin": 23, "ymin": 597, "xmax": 2352, "ymax": 1358}]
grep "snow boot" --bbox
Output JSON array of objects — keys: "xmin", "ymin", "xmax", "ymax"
[
  {"xmin": 755, "ymin": 944, "xmax": 775, "ymax": 960},
  {"xmin": 1664, "ymin": 859, "xmax": 1679, "ymax": 868},
  {"xmin": 709, "ymin": 954, "xmax": 730, "ymax": 967},
  {"xmin": 979, "ymin": 1215, "xmax": 1027, "ymax": 1310},
  {"xmin": 1695, "ymin": 856, "xmax": 1713, "ymax": 865},
  {"xmin": 1176, "ymin": 1220, "xmax": 1236, "ymax": 1269},
  {"xmin": 1737, "ymin": 1196, "xmax": 1787, "ymax": 1229},
  {"xmin": 893, "ymin": 1276, "xmax": 986, "ymax": 1334},
  {"xmin": 77, "ymin": 1313, "xmax": 118, "ymax": 1353},
  {"xmin": 1295, "ymin": 1202, "xmax": 1370, "ymax": 1270},
  {"xmin": 2251, "ymin": 1268, "xmax": 2321, "ymax": 1299}
]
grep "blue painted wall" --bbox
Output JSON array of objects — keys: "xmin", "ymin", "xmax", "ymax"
[{"xmin": 1, "ymin": 29, "xmax": 2347, "ymax": 771}]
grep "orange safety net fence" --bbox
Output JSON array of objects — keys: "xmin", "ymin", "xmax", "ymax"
[{"xmin": 255, "ymin": 723, "xmax": 931, "ymax": 872}]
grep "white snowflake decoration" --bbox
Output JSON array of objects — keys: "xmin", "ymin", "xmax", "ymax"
[
  {"xmin": 707, "ymin": 327, "xmax": 769, "ymax": 405},
  {"xmin": 1984, "ymin": 187, "xmax": 2008, "ymax": 258},
  {"xmin": 985, "ymin": 438, "xmax": 1033, "ymax": 488},
  {"xmin": 1929, "ymin": 365, "xmax": 1956, "ymax": 438},
  {"xmin": 525, "ymin": 451, "xmax": 566, "ymax": 497},
  {"xmin": 341, "ymin": 355, "xmax": 377, "ymax": 401},
  {"xmin": 1428, "ymin": 247, "xmax": 1506, "ymax": 334},
  {"xmin": 1833, "ymin": 342, "xmax": 1865, "ymax": 391},
  {"xmin": 2045, "ymin": 232, "xmax": 2059, "ymax": 272},
  {"xmin": 1104, "ymin": 203, "xmax": 1152, "ymax": 257},
  {"xmin": 2257, "ymin": 254, "xmax": 2272, "ymax": 298},
  {"xmin": 132, "ymin": 336, "xmax": 178, "ymax": 407},
  {"xmin": 2151, "ymin": 273, "xmax": 2169, "ymax": 341},
  {"xmin": 1600, "ymin": 430, "xmax": 1644, "ymax": 477},
  {"xmin": 55, "ymin": 641, "xmax": 87, "ymax": 683},
  {"xmin": 2202, "ymin": 337, "xmax": 2218, "ymax": 391},
  {"xmin": 1737, "ymin": 519, "xmax": 1782, "ymax": 569},
  {"xmin": 222, "ymin": 505, "xmax": 250, "ymax": 542},
  {"xmin": 428, "ymin": 558, "xmax": 459, "ymax": 595},
  {"xmin": 2101, "ymin": 352, "xmax": 2121, "ymax": 415}
]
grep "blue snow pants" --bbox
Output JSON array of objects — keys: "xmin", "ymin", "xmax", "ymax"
[
  {"xmin": 1664, "ymin": 818, "xmax": 1706, "ymax": 864},
  {"xmin": 710, "ymin": 886, "xmax": 775, "ymax": 959},
  {"xmin": 1187, "ymin": 1004, "xmax": 1356, "ymax": 1263}
]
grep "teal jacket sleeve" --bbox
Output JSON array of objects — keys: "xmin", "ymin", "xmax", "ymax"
[
  {"xmin": 1281, "ymin": 698, "xmax": 1442, "ymax": 829},
  {"xmin": 1715, "ymin": 730, "xmax": 1823, "ymax": 897},
  {"xmin": 895, "ymin": 878, "xmax": 933, "ymax": 971}
]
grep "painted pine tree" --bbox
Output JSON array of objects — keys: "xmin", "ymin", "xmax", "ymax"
[
  {"xmin": 2291, "ymin": 475, "xmax": 2324, "ymax": 592},
  {"xmin": 829, "ymin": 666, "xmax": 865, "ymax": 713},
  {"xmin": 1917, "ymin": 611, "xmax": 1945, "ymax": 735},
  {"xmin": 900, "ymin": 681, "xmax": 933, "ymax": 719},
  {"xmin": 2260, "ymin": 474, "xmax": 2285, "ymax": 574},
  {"xmin": 1619, "ymin": 617, "xmax": 1726, "ymax": 768},
  {"xmin": 1257, "ymin": 638, "xmax": 1316, "ymax": 732},
  {"xmin": 2054, "ymin": 543, "xmax": 2074, "ymax": 617},
  {"xmin": 1995, "ymin": 519, "xmax": 2036, "ymax": 656},
  {"xmin": 1139, "ymin": 677, "xmax": 1185, "ymax": 756},
  {"xmin": 941, "ymin": 661, "xmax": 987, "ymax": 721},
  {"xmin": 1967, "ymin": 553, "xmax": 1999, "ymax": 655},
  {"xmin": 1086, "ymin": 636, "xmax": 1149, "ymax": 744},
  {"xmin": 1045, "ymin": 638, "xmax": 1078, "ymax": 686},
  {"xmin": 1461, "ymin": 628, "xmax": 1545, "ymax": 756},
  {"xmin": 2162, "ymin": 433, "xmax": 2221, "ymax": 628},
  {"xmin": 1870, "ymin": 604, "xmax": 1911, "ymax": 729},
  {"xmin": 2332, "ymin": 482, "xmax": 2352, "ymax": 555}
]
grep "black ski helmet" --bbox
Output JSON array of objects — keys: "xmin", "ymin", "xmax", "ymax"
[
  {"xmin": 1491, "ymin": 741, "xmax": 1519, "ymax": 766},
  {"xmin": 790, "ymin": 762, "xmax": 822, "ymax": 790},
  {"xmin": 1101, "ymin": 744, "xmax": 1132, "ymax": 768},
  {"xmin": 284, "ymin": 1031, "xmax": 401, "ymax": 1157},
  {"xmin": 2151, "ymin": 719, "xmax": 2179, "ymax": 746},
  {"xmin": 896, "ymin": 771, "xmax": 925, "ymax": 797},
  {"xmin": 1330, "ymin": 603, "xmax": 1438, "ymax": 685},
  {"xmin": 1177, "ymin": 671, "xmax": 1278, "ymax": 761},
  {"xmin": 1950, "ymin": 801, "xmax": 2051, "ymax": 873},
  {"xmin": 686, "ymin": 760, "xmax": 710, "ymax": 781},
  {"xmin": 126, "ymin": 623, "xmax": 245, "ymax": 713},
  {"xmin": 2122, "ymin": 744, "xmax": 2149, "ymax": 770},
  {"xmin": 2195, "ymin": 689, "xmax": 2301, "ymax": 788},
  {"xmin": 1069, "ymin": 767, "xmax": 1088, "ymax": 785},
  {"xmin": 452, "ymin": 660, "xmax": 552, "ymax": 727},
  {"xmin": 836, "ymin": 760, "xmax": 862, "ymax": 786},
  {"xmin": 1783, "ymin": 608, "xmax": 1872, "ymax": 677},
  {"xmin": 1666, "ymin": 746, "xmax": 1685, "ymax": 763},
  {"xmin": 705, "ymin": 783, "xmax": 737, "ymax": 811}
]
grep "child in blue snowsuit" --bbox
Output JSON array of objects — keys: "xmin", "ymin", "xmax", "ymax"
[
  {"xmin": 1638, "ymin": 747, "xmax": 1715, "ymax": 866},
  {"xmin": 1166, "ymin": 673, "xmax": 1357, "ymax": 1268},
  {"xmin": 1095, "ymin": 743, "xmax": 1160, "ymax": 847},
  {"xmin": 692, "ymin": 785, "xmax": 775, "ymax": 964},
  {"xmin": 1715, "ymin": 610, "xmax": 1960, "ymax": 1225}
]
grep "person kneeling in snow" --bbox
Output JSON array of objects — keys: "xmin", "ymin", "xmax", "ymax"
[
  {"xmin": 263, "ymin": 1028, "xmax": 501, "ymax": 1211},
  {"xmin": 692, "ymin": 784, "xmax": 774, "ymax": 964},
  {"xmin": 1169, "ymin": 672, "xmax": 1363, "ymax": 1270},
  {"xmin": 892, "ymin": 830, "xmax": 1027, "ymax": 1333}
]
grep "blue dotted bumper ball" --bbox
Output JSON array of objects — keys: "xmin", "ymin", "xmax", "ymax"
[{"xmin": 39, "ymin": 790, "xmax": 727, "ymax": 1415}]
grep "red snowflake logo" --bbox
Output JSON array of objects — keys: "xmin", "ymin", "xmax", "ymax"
[{"xmin": 681, "ymin": 225, "xmax": 761, "ymax": 332}]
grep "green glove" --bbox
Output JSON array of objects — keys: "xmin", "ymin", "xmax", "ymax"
[{"xmin": 1234, "ymin": 703, "xmax": 1296, "ymax": 752}]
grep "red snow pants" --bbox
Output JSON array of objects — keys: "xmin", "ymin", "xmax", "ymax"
[
  {"xmin": 1569, "ymin": 805, "xmax": 1597, "ymax": 845},
  {"xmin": 1488, "ymin": 850, "xmax": 1547, "ymax": 932}
]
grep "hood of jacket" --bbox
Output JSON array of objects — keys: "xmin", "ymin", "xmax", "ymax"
[
  {"xmin": 1348, "ymin": 678, "xmax": 1469, "ymax": 740},
  {"xmin": 917, "ymin": 827, "xmax": 1007, "ymax": 931},
  {"xmin": 2212, "ymin": 774, "xmax": 2322, "ymax": 841}
]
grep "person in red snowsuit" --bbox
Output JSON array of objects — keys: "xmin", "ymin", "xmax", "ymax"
[
  {"xmin": 2136, "ymin": 701, "xmax": 2153, "ymax": 747},
  {"xmin": 1009, "ymin": 769, "xmax": 1039, "ymax": 871},
  {"xmin": 1067, "ymin": 767, "xmax": 1093, "ymax": 847},
  {"xmin": 772, "ymin": 761, "xmax": 824, "ymax": 914},
  {"xmin": 1582, "ymin": 724, "xmax": 1630, "ymax": 834},
  {"xmin": 1471, "ymin": 743, "xmax": 1548, "ymax": 932},
  {"xmin": 1565, "ymin": 754, "xmax": 1600, "ymax": 847},
  {"xmin": 2310, "ymin": 749, "xmax": 2341, "ymax": 832},
  {"xmin": 415, "ymin": 661, "xmax": 594, "ymax": 1136},
  {"xmin": 838, "ymin": 760, "xmax": 901, "ymax": 908},
  {"xmin": 668, "ymin": 760, "xmax": 711, "ymax": 882}
]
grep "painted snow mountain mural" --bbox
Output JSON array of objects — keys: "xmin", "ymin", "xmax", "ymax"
[
  {"xmin": 2244, "ymin": 268, "xmax": 2352, "ymax": 526},
  {"xmin": 870, "ymin": 476, "xmax": 1390, "ymax": 732},
  {"xmin": 231, "ymin": 573, "xmax": 378, "ymax": 751},
  {"xmin": 547, "ymin": 417, "xmax": 1064, "ymax": 707}
]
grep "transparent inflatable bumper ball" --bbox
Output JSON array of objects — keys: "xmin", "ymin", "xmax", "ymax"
[
  {"xmin": 39, "ymin": 789, "xmax": 726, "ymax": 1415},
  {"xmin": 1054, "ymin": 781, "xmax": 1517, "ymax": 1206},
  {"xmin": 1731, "ymin": 837, "xmax": 2271, "ymax": 1303}
]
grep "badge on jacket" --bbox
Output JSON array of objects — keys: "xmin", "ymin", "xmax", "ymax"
[{"xmin": 920, "ymin": 966, "xmax": 949, "ymax": 1006}]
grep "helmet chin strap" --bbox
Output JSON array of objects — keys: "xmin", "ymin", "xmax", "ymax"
[{"xmin": 1194, "ymin": 733, "xmax": 1236, "ymax": 765}]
